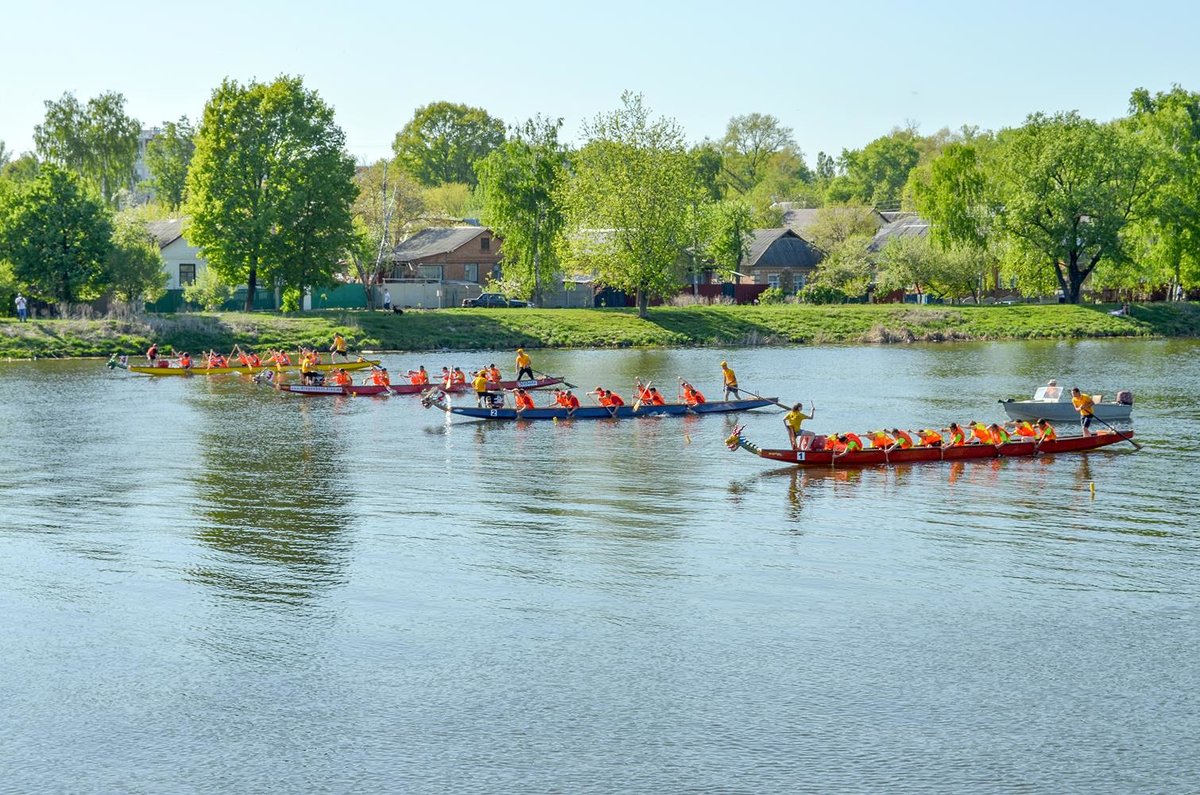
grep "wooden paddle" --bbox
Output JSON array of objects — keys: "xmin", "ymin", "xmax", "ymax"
[
  {"xmin": 736, "ymin": 387, "xmax": 791, "ymax": 411},
  {"xmin": 1090, "ymin": 414, "xmax": 1143, "ymax": 450},
  {"xmin": 535, "ymin": 369, "xmax": 576, "ymax": 389}
]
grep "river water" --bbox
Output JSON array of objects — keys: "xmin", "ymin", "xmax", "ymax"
[{"xmin": 1, "ymin": 339, "xmax": 1197, "ymax": 793}]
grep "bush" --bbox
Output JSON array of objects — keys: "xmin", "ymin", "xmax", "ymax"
[
  {"xmin": 757, "ymin": 287, "xmax": 787, "ymax": 305},
  {"xmin": 183, "ymin": 268, "xmax": 235, "ymax": 311},
  {"xmin": 800, "ymin": 284, "xmax": 849, "ymax": 304}
]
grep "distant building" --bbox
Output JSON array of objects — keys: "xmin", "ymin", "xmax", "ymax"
[
  {"xmin": 735, "ymin": 228, "xmax": 824, "ymax": 292},
  {"xmin": 780, "ymin": 206, "xmax": 888, "ymax": 239},
  {"xmin": 145, "ymin": 218, "xmax": 206, "ymax": 289},
  {"xmin": 387, "ymin": 226, "xmax": 502, "ymax": 284},
  {"xmin": 869, "ymin": 211, "xmax": 930, "ymax": 251}
]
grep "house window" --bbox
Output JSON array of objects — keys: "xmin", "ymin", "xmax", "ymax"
[
  {"xmin": 464, "ymin": 264, "xmax": 478, "ymax": 282},
  {"xmin": 179, "ymin": 263, "xmax": 196, "ymax": 286},
  {"xmin": 417, "ymin": 264, "xmax": 443, "ymax": 280},
  {"xmin": 480, "ymin": 237, "xmax": 490, "ymax": 251},
  {"xmin": 795, "ymin": 272, "xmax": 807, "ymax": 289},
  {"xmin": 767, "ymin": 274, "xmax": 780, "ymax": 289}
]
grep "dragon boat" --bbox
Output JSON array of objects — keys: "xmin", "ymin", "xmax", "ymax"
[
  {"xmin": 388, "ymin": 375, "xmax": 569, "ymax": 395},
  {"xmin": 725, "ymin": 426, "xmax": 1135, "ymax": 468},
  {"xmin": 421, "ymin": 389, "xmax": 776, "ymax": 420},
  {"xmin": 117, "ymin": 357, "xmax": 380, "ymax": 376},
  {"xmin": 275, "ymin": 382, "xmax": 393, "ymax": 397}
]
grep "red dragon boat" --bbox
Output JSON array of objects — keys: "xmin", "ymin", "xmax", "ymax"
[
  {"xmin": 725, "ymin": 426, "xmax": 1135, "ymax": 468},
  {"xmin": 388, "ymin": 375, "xmax": 568, "ymax": 396}
]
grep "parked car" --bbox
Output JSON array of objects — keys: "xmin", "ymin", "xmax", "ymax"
[{"xmin": 461, "ymin": 293, "xmax": 529, "ymax": 308}]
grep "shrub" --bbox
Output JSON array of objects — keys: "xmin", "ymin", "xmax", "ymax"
[
  {"xmin": 183, "ymin": 268, "xmax": 234, "ymax": 311},
  {"xmin": 800, "ymin": 284, "xmax": 849, "ymax": 304},
  {"xmin": 757, "ymin": 287, "xmax": 786, "ymax": 305}
]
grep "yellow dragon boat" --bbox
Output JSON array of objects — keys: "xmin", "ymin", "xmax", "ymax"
[{"xmin": 113, "ymin": 356, "xmax": 381, "ymax": 376}]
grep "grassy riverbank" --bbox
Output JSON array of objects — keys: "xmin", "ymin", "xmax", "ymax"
[{"xmin": 2, "ymin": 302, "xmax": 1198, "ymax": 359}]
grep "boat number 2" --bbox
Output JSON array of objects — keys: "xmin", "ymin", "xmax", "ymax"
[{"xmin": 489, "ymin": 409, "xmax": 498, "ymax": 417}]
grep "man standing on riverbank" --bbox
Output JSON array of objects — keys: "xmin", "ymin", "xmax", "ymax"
[{"xmin": 15, "ymin": 293, "xmax": 27, "ymax": 322}]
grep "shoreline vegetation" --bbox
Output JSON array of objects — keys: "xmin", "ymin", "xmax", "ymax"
[{"xmin": 1, "ymin": 303, "xmax": 1198, "ymax": 361}]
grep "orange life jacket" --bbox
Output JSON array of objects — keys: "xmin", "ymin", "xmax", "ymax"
[
  {"xmin": 607, "ymin": 392, "xmax": 625, "ymax": 407},
  {"xmin": 684, "ymin": 388, "xmax": 705, "ymax": 405},
  {"xmin": 918, "ymin": 430, "xmax": 943, "ymax": 446},
  {"xmin": 949, "ymin": 428, "xmax": 965, "ymax": 446},
  {"xmin": 372, "ymin": 371, "xmax": 385, "ymax": 385},
  {"xmin": 842, "ymin": 433, "xmax": 864, "ymax": 451},
  {"xmin": 488, "ymin": 367, "xmax": 502, "ymax": 382},
  {"xmin": 869, "ymin": 432, "xmax": 892, "ymax": 448},
  {"xmin": 452, "ymin": 370, "xmax": 466, "ymax": 384},
  {"xmin": 515, "ymin": 393, "xmax": 535, "ymax": 410},
  {"xmin": 1014, "ymin": 422, "xmax": 1037, "ymax": 438},
  {"xmin": 1038, "ymin": 425, "xmax": 1057, "ymax": 441},
  {"xmin": 971, "ymin": 424, "xmax": 991, "ymax": 443},
  {"xmin": 649, "ymin": 393, "xmax": 665, "ymax": 405},
  {"xmin": 990, "ymin": 427, "xmax": 1011, "ymax": 444},
  {"xmin": 892, "ymin": 430, "xmax": 914, "ymax": 448}
]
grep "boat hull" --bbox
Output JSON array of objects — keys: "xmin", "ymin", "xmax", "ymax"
[
  {"xmin": 739, "ymin": 430, "xmax": 1132, "ymax": 468},
  {"xmin": 128, "ymin": 360, "xmax": 380, "ymax": 376},
  {"xmin": 437, "ymin": 397, "xmax": 776, "ymax": 420},
  {"xmin": 1000, "ymin": 399, "xmax": 1132, "ymax": 423},
  {"xmin": 276, "ymin": 383, "xmax": 391, "ymax": 397},
  {"xmin": 391, "ymin": 376, "xmax": 565, "ymax": 395}
]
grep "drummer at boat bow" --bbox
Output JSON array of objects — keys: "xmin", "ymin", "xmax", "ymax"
[
  {"xmin": 515, "ymin": 348, "xmax": 534, "ymax": 381},
  {"xmin": 1071, "ymin": 388, "xmax": 1096, "ymax": 436},
  {"xmin": 784, "ymin": 403, "xmax": 814, "ymax": 450}
]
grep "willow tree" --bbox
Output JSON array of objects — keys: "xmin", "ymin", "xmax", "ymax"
[
  {"xmin": 559, "ymin": 93, "xmax": 696, "ymax": 316},
  {"xmin": 185, "ymin": 76, "xmax": 356, "ymax": 311},
  {"xmin": 145, "ymin": 117, "xmax": 196, "ymax": 211},
  {"xmin": 475, "ymin": 116, "xmax": 568, "ymax": 305},
  {"xmin": 34, "ymin": 91, "xmax": 141, "ymax": 205}
]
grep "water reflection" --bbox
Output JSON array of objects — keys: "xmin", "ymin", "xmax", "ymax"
[{"xmin": 186, "ymin": 387, "xmax": 352, "ymax": 606}]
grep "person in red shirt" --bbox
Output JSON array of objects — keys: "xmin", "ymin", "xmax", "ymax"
[{"xmin": 514, "ymin": 388, "xmax": 535, "ymax": 411}]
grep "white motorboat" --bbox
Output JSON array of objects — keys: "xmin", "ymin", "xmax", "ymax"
[{"xmin": 1000, "ymin": 381, "xmax": 1133, "ymax": 423}]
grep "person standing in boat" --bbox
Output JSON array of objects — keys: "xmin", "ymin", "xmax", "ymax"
[
  {"xmin": 146, "ymin": 342, "xmax": 158, "ymax": 363},
  {"xmin": 472, "ymin": 369, "xmax": 492, "ymax": 407},
  {"xmin": 784, "ymin": 403, "xmax": 814, "ymax": 450},
  {"xmin": 515, "ymin": 348, "xmax": 534, "ymax": 381},
  {"xmin": 1071, "ymin": 388, "xmax": 1095, "ymax": 436},
  {"xmin": 720, "ymin": 361, "xmax": 739, "ymax": 400},
  {"xmin": 330, "ymin": 333, "xmax": 349, "ymax": 360}
]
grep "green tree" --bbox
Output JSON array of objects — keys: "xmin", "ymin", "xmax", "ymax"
[
  {"xmin": 808, "ymin": 235, "xmax": 875, "ymax": 298},
  {"xmin": 0, "ymin": 164, "xmax": 113, "ymax": 304},
  {"xmin": 145, "ymin": 117, "xmax": 196, "ymax": 210},
  {"xmin": 559, "ymin": 92, "xmax": 697, "ymax": 317},
  {"xmin": 830, "ymin": 131, "xmax": 920, "ymax": 208},
  {"xmin": 106, "ymin": 214, "xmax": 167, "ymax": 303},
  {"xmin": 911, "ymin": 141, "xmax": 995, "ymax": 251},
  {"xmin": 0, "ymin": 141, "xmax": 10, "ymax": 169},
  {"xmin": 1127, "ymin": 86, "xmax": 1200, "ymax": 297},
  {"xmin": 703, "ymin": 199, "xmax": 756, "ymax": 279},
  {"xmin": 349, "ymin": 158, "xmax": 424, "ymax": 307},
  {"xmin": 721, "ymin": 113, "xmax": 809, "ymax": 192},
  {"xmin": 1, "ymin": 153, "xmax": 40, "ymax": 185},
  {"xmin": 183, "ymin": 266, "xmax": 235, "ymax": 310},
  {"xmin": 393, "ymin": 101, "xmax": 505, "ymax": 187},
  {"xmin": 185, "ymin": 76, "xmax": 357, "ymax": 311},
  {"xmin": 34, "ymin": 91, "xmax": 141, "ymax": 205},
  {"xmin": 421, "ymin": 183, "xmax": 478, "ymax": 219},
  {"xmin": 805, "ymin": 205, "xmax": 881, "ymax": 250},
  {"xmin": 476, "ymin": 116, "xmax": 568, "ymax": 305},
  {"xmin": 991, "ymin": 112, "xmax": 1158, "ymax": 303}
]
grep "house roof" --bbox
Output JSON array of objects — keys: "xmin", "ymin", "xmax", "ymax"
[
  {"xmin": 389, "ymin": 226, "xmax": 491, "ymax": 262},
  {"xmin": 782, "ymin": 206, "xmax": 888, "ymax": 237},
  {"xmin": 742, "ymin": 228, "xmax": 824, "ymax": 270},
  {"xmin": 870, "ymin": 213, "xmax": 930, "ymax": 251},
  {"xmin": 146, "ymin": 218, "xmax": 185, "ymax": 248}
]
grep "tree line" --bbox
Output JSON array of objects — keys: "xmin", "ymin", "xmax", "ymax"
[{"xmin": 3, "ymin": 79, "xmax": 1198, "ymax": 317}]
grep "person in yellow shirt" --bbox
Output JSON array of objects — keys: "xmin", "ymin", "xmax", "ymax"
[
  {"xmin": 515, "ymin": 348, "xmax": 534, "ymax": 381},
  {"xmin": 1071, "ymin": 387, "xmax": 1095, "ymax": 436},
  {"xmin": 720, "ymin": 361, "xmax": 739, "ymax": 400},
  {"xmin": 783, "ymin": 402, "xmax": 814, "ymax": 450},
  {"xmin": 472, "ymin": 370, "xmax": 491, "ymax": 407},
  {"xmin": 330, "ymin": 332, "xmax": 349, "ymax": 360}
]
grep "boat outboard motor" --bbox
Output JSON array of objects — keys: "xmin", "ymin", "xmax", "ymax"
[{"xmin": 1117, "ymin": 390, "xmax": 1134, "ymax": 405}]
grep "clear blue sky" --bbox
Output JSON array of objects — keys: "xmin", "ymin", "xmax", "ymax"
[{"xmin": 2, "ymin": 0, "xmax": 1197, "ymax": 165}]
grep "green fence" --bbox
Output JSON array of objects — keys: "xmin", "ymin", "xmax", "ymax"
[
  {"xmin": 310, "ymin": 284, "xmax": 369, "ymax": 310},
  {"xmin": 145, "ymin": 288, "xmax": 278, "ymax": 313}
]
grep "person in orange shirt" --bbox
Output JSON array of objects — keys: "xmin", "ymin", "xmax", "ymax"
[
  {"xmin": 988, "ymin": 423, "xmax": 1012, "ymax": 444},
  {"xmin": 1071, "ymin": 387, "xmax": 1095, "ymax": 436},
  {"xmin": 179, "ymin": 352, "xmax": 192, "ymax": 369},
  {"xmin": 680, "ymin": 381, "xmax": 705, "ymax": 405},
  {"xmin": 606, "ymin": 390, "xmax": 625, "ymax": 407},
  {"xmin": 441, "ymin": 367, "xmax": 452, "ymax": 388},
  {"xmin": 562, "ymin": 391, "xmax": 581, "ymax": 410},
  {"xmin": 514, "ymin": 388, "xmax": 535, "ymax": 411},
  {"xmin": 333, "ymin": 369, "xmax": 352, "ymax": 386},
  {"xmin": 888, "ymin": 428, "xmax": 914, "ymax": 450},
  {"xmin": 487, "ymin": 363, "xmax": 502, "ymax": 383},
  {"xmin": 917, "ymin": 428, "xmax": 943, "ymax": 447},
  {"xmin": 1035, "ymin": 418, "xmax": 1057, "ymax": 441},
  {"xmin": 451, "ymin": 367, "xmax": 467, "ymax": 386},
  {"xmin": 834, "ymin": 432, "xmax": 864, "ymax": 457},
  {"xmin": 409, "ymin": 366, "xmax": 429, "ymax": 385},
  {"xmin": 635, "ymin": 379, "xmax": 653, "ymax": 403},
  {"xmin": 647, "ymin": 387, "xmax": 665, "ymax": 406}
]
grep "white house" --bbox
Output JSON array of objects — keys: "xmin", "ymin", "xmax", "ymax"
[{"xmin": 146, "ymin": 218, "xmax": 207, "ymax": 289}]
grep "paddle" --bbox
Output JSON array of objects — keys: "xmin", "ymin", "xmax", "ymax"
[
  {"xmin": 736, "ymin": 387, "xmax": 791, "ymax": 411},
  {"xmin": 535, "ymin": 369, "xmax": 576, "ymax": 389},
  {"xmin": 1090, "ymin": 414, "xmax": 1143, "ymax": 450},
  {"xmin": 632, "ymin": 380, "xmax": 653, "ymax": 412}
]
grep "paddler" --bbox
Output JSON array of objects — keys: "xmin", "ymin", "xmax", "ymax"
[
  {"xmin": 988, "ymin": 423, "xmax": 1012, "ymax": 444},
  {"xmin": 451, "ymin": 367, "xmax": 467, "ymax": 387},
  {"xmin": 179, "ymin": 352, "xmax": 192, "ymax": 369},
  {"xmin": 720, "ymin": 361, "xmax": 739, "ymax": 400},
  {"xmin": 834, "ymin": 432, "xmax": 864, "ymax": 457},
  {"xmin": 968, "ymin": 420, "xmax": 992, "ymax": 444},
  {"xmin": 332, "ymin": 368, "xmax": 352, "ymax": 386},
  {"xmin": 1071, "ymin": 387, "xmax": 1095, "ymax": 436},
  {"xmin": 783, "ymin": 402, "xmax": 814, "ymax": 450},
  {"xmin": 487, "ymin": 363, "xmax": 502, "ymax": 383},
  {"xmin": 646, "ymin": 387, "xmax": 665, "ymax": 406},
  {"xmin": 1035, "ymin": 418, "xmax": 1057, "ymax": 442},
  {"xmin": 515, "ymin": 348, "xmax": 534, "ymax": 381},
  {"xmin": 514, "ymin": 387, "xmax": 536, "ymax": 412},
  {"xmin": 441, "ymin": 367, "xmax": 452, "ymax": 388},
  {"xmin": 562, "ymin": 390, "xmax": 581, "ymax": 410},
  {"xmin": 867, "ymin": 430, "xmax": 893, "ymax": 449},
  {"xmin": 1007, "ymin": 419, "xmax": 1038, "ymax": 439},
  {"xmin": 946, "ymin": 422, "xmax": 966, "ymax": 446},
  {"xmin": 917, "ymin": 428, "xmax": 943, "ymax": 447},
  {"xmin": 408, "ymin": 366, "xmax": 429, "ymax": 385},
  {"xmin": 635, "ymin": 379, "xmax": 653, "ymax": 403},
  {"xmin": 680, "ymin": 381, "xmax": 705, "ymax": 405},
  {"xmin": 888, "ymin": 428, "xmax": 915, "ymax": 450}
]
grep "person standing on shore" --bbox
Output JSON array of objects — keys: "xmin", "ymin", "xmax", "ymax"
[
  {"xmin": 15, "ymin": 293, "xmax": 27, "ymax": 322},
  {"xmin": 383, "ymin": 289, "xmax": 392, "ymax": 311}
]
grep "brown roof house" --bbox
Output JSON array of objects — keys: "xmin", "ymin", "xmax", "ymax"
[
  {"xmin": 736, "ymin": 228, "xmax": 824, "ymax": 292},
  {"xmin": 385, "ymin": 226, "xmax": 503, "ymax": 308}
]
